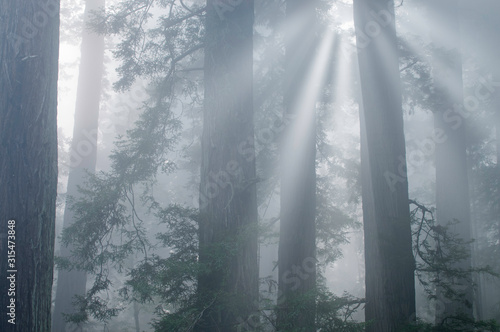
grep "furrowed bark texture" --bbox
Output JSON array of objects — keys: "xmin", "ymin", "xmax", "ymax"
[
  {"xmin": 353, "ymin": 0, "xmax": 416, "ymax": 331},
  {"xmin": 196, "ymin": 1, "xmax": 258, "ymax": 331},
  {"xmin": 0, "ymin": 0, "xmax": 60, "ymax": 331}
]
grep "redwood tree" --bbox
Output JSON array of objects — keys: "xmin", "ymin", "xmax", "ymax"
[
  {"xmin": 52, "ymin": 0, "xmax": 105, "ymax": 330},
  {"xmin": 353, "ymin": 0, "xmax": 416, "ymax": 330},
  {"xmin": 196, "ymin": 0, "xmax": 258, "ymax": 331},
  {"xmin": 0, "ymin": 0, "xmax": 60, "ymax": 330},
  {"xmin": 429, "ymin": 0, "xmax": 473, "ymax": 321},
  {"xmin": 277, "ymin": 0, "xmax": 318, "ymax": 330}
]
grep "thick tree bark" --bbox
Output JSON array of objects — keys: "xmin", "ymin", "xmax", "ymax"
[
  {"xmin": 277, "ymin": 1, "xmax": 318, "ymax": 331},
  {"xmin": 51, "ymin": 1, "xmax": 104, "ymax": 331},
  {"xmin": 353, "ymin": 0, "xmax": 416, "ymax": 331},
  {"xmin": 429, "ymin": 0, "xmax": 473, "ymax": 321},
  {"xmin": 495, "ymin": 42, "xmax": 500, "ymax": 270},
  {"xmin": 497, "ymin": 91, "xmax": 500, "ymax": 260},
  {"xmin": 196, "ymin": 1, "xmax": 258, "ymax": 331},
  {"xmin": 0, "ymin": 0, "xmax": 60, "ymax": 331}
]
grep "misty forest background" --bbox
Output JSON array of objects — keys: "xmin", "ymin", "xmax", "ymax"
[{"xmin": 1, "ymin": 0, "xmax": 500, "ymax": 331}]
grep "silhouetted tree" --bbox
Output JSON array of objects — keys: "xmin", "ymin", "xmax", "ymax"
[
  {"xmin": 353, "ymin": 0, "xmax": 416, "ymax": 330},
  {"xmin": 0, "ymin": 0, "xmax": 59, "ymax": 330},
  {"xmin": 196, "ymin": 0, "xmax": 259, "ymax": 330}
]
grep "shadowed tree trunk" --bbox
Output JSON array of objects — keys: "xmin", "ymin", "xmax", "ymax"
[
  {"xmin": 353, "ymin": 0, "xmax": 416, "ymax": 331},
  {"xmin": 491, "ymin": 66, "xmax": 500, "ymax": 322},
  {"xmin": 277, "ymin": 0, "xmax": 318, "ymax": 331},
  {"xmin": 497, "ymin": 89, "xmax": 500, "ymax": 266},
  {"xmin": 493, "ymin": 7, "xmax": 500, "ymax": 296},
  {"xmin": 195, "ymin": 1, "xmax": 258, "ymax": 331},
  {"xmin": 429, "ymin": 0, "xmax": 473, "ymax": 321},
  {"xmin": 52, "ymin": 1, "xmax": 104, "ymax": 331},
  {"xmin": 0, "ymin": 0, "xmax": 60, "ymax": 331}
]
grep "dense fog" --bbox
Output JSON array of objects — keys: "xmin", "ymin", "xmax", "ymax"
[{"xmin": 1, "ymin": 0, "xmax": 499, "ymax": 331}]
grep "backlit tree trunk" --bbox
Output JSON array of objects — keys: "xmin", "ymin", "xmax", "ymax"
[
  {"xmin": 277, "ymin": 0, "xmax": 318, "ymax": 331},
  {"xmin": 52, "ymin": 1, "xmax": 104, "ymax": 331},
  {"xmin": 353, "ymin": 0, "xmax": 416, "ymax": 330}
]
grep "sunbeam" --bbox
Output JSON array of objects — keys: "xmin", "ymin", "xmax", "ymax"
[
  {"xmin": 282, "ymin": 28, "xmax": 335, "ymax": 182},
  {"xmin": 4, "ymin": 0, "xmax": 500, "ymax": 330}
]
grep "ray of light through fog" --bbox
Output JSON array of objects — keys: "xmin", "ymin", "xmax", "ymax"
[
  {"xmin": 282, "ymin": 28, "xmax": 334, "ymax": 184},
  {"xmin": 48, "ymin": 0, "xmax": 500, "ymax": 329}
]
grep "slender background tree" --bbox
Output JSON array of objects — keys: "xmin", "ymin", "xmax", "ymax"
[
  {"xmin": 278, "ymin": 0, "xmax": 319, "ymax": 330},
  {"xmin": 429, "ymin": 0, "xmax": 473, "ymax": 321},
  {"xmin": 52, "ymin": 0, "xmax": 105, "ymax": 330}
]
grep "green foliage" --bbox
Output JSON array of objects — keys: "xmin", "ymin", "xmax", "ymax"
[
  {"xmin": 402, "ymin": 316, "xmax": 500, "ymax": 332},
  {"xmin": 124, "ymin": 206, "xmax": 199, "ymax": 305},
  {"xmin": 316, "ymin": 174, "xmax": 359, "ymax": 266},
  {"xmin": 409, "ymin": 200, "xmax": 499, "ymax": 330},
  {"xmin": 56, "ymin": 0, "xmax": 208, "ymax": 325},
  {"xmin": 398, "ymin": 35, "xmax": 433, "ymax": 115},
  {"xmin": 89, "ymin": 0, "xmax": 205, "ymax": 92},
  {"xmin": 315, "ymin": 289, "xmax": 366, "ymax": 332},
  {"xmin": 152, "ymin": 305, "xmax": 200, "ymax": 331},
  {"xmin": 65, "ymin": 289, "xmax": 121, "ymax": 324},
  {"xmin": 410, "ymin": 200, "xmax": 498, "ymax": 305}
]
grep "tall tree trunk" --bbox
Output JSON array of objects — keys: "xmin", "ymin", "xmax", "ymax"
[
  {"xmin": 429, "ymin": 0, "xmax": 473, "ymax": 321},
  {"xmin": 497, "ymin": 96, "xmax": 500, "ymax": 247},
  {"xmin": 468, "ymin": 155, "xmax": 483, "ymax": 320},
  {"xmin": 496, "ymin": 77, "xmax": 500, "ymax": 254},
  {"xmin": 196, "ymin": 1, "xmax": 258, "ymax": 331},
  {"xmin": 353, "ymin": 0, "xmax": 416, "ymax": 331},
  {"xmin": 277, "ymin": 1, "xmax": 318, "ymax": 331},
  {"xmin": 0, "ymin": 0, "xmax": 60, "ymax": 331},
  {"xmin": 133, "ymin": 301, "xmax": 140, "ymax": 332},
  {"xmin": 494, "ymin": 76, "xmax": 500, "ymax": 320},
  {"xmin": 459, "ymin": 0, "xmax": 500, "ymax": 320},
  {"xmin": 51, "ymin": 1, "xmax": 104, "ymax": 331}
]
